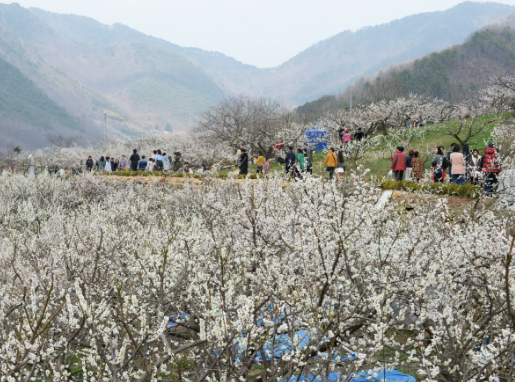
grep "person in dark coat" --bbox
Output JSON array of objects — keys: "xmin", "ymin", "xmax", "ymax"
[
  {"xmin": 86, "ymin": 156, "xmax": 94, "ymax": 172},
  {"xmin": 285, "ymin": 146, "xmax": 296, "ymax": 175},
  {"xmin": 354, "ymin": 128, "xmax": 364, "ymax": 141},
  {"xmin": 238, "ymin": 148, "xmax": 249, "ymax": 175},
  {"xmin": 172, "ymin": 152, "xmax": 183, "ymax": 172},
  {"xmin": 129, "ymin": 149, "xmax": 140, "ymax": 171},
  {"xmin": 338, "ymin": 123, "xmax": 345, "ymax": 142}
]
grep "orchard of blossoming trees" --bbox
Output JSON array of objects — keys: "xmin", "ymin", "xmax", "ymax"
[
  {"xmin": 0, "ymin": 167, "xmax": 514, "ymax": 382},
  {"xmin": 1, "ymin": 74, "xmax": 515, "ymax": 382}
]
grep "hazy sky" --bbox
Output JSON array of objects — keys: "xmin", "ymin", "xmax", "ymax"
[{"xmin": 6, "ymin": 0, "xmax": 515, "ymax": 67}]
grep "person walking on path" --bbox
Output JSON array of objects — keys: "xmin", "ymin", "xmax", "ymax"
[
  {"xmin": 462, "ymin": 144, "xmax": 472, "ymax": 184},
  {"xmin": 303, "ymin": 149, "xmax": 312, "ymax": 175},
  {"xmin": 447, "ymin": 143, "xmax": 458, "ymax": 177},
  {"xmin": 172, "ymin": 152, "xmax": 183, "ymax": 172},
  {"xmin": 105, "ymin": 157, "xmax": 112, "ymax": 172},
  {"xmin": 129, "ymin": 149, "xmax": 140, "ymax": 171},
  {"xmin": 324, "ymin": 147, "xmax": 338, "ymax": 180},
  {"xmin": 119, "ymin": 155, "xmax": 128, "ymax": 171},
  {"xmin": 256, "ymin": 152, "xmax": 265, "ymax": 174},
  {"xmin": 411, "ymin": 151, "xmax": 423, "ymax": 182},
  {"xmin": 97, "ymin": 156, "xmax": 106, "ymax": 171},
  {"xmin": 238, "ymin": 148, "xmax": 249, "ymax": 175},
  {"xmin": 147, "ymin": 158, "xmax": 155, "ymax": 171},
  {"xmin": 263, "ymin": 158, "xmax": 271, "ymax": 174},
  {"xmin": 296, "ymin": 149, "xmax": 305, "ymax": 173},
  {"xmin": 335, "ymin": 150, "xmax": 345, "ymax": 183},
  {"xmin": 86, "ymin": 156, "xmax": 94, "ymax": 172},
  {"xmin": 450, "ymin": 144, "xmax": 466, "ymax": 185},
  {"xmin": 470, "ymin": 149, "xmax": 482, "ymax": 185},
  {"xmin": 338, "ymin": 124, "xmax": 345, "ymax": 142},
  {"xmin": 354, "ymin": 128, "xmax": 364, "ymax": 141},
  {"xmin": 155, "ymin": 150, "xmax": 164, "ymax": 171},
  {"xmin": 391, "ymin": 146, "xmax": 407, "ymax": 181},
  {"xmin": 162, "ymin": 153, "xmax": 171, "ymax": 171},
  {"xmin": 138, "ymin": 156, "xmax": 148, "ymax": 170},
  {"xmin": 431, "ymin": 146, "xmax": 448, "ymax": 183},
  {"xmin": 285, "ymin": 146, "xmax": 296, "ymax": 175},
  {"xmin": 405, "ymin": 150, "xmax": 414, "ymax": 181},
  {"xmin": 481, "ymin": 143, "xmax": 501, "ymax": 194},
  {"xmin": 342, "ymin": 128, "xmax": 352, "ymax": 153}
]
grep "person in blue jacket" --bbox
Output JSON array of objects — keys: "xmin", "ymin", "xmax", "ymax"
[{"xmin": 285, "ymin": 146, "xmax": 296, "ymax": 175}]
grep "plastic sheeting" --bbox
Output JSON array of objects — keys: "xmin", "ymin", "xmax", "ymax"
[
  {"xmin": 254, "ymin": 330, "xmax": 355, "ymax": 363},
  {"xmin": 282, "ymin": 368, "xmax": 416, "ymax": 382},
  {"xmin": 254, "ymin": 330, "xmax": 311, "ymax": 362},
  {"xmin": 167, "ymin": 312, "xmax": 190, "ymax": 328}
]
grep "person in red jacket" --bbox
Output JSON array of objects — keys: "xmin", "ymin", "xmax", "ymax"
[
  {"xmin": 481, "ymin": 143, "xmax": 501, "ymax": 194},
  {"xmin": 391, "ymin": 146, "xmax": 407, "ymax": 181}
]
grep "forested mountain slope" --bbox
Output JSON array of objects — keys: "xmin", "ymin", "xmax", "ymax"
[{"xmin": 298, "ymin": 19, "xmax": 515, "ymax": 118}]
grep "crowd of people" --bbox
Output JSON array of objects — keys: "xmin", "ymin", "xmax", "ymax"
[
  {"xmin": 236, "ymin": 147, "xmax": 276, "ymax": 176},
  {"xmin": 390, "ymin": 143, "xmax": 502, "ymax": 193},
  {"xmin": 83, "ymin": 134, "xmax": 502, "ymax": 195},
  {"xmin": 236, "ymin": 145, "xmax": 317, "ymax": 180},
  {"xmin": 85, "ymin": 150, "xmax": 202, "ymax": 173}
]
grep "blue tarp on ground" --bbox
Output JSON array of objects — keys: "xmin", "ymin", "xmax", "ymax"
[
  {"xmin": 254, "ymin": 330, "xmax": 311, "ymax": 362},
  {"xmin": 306, "ymin": 128, "xmax": 329, "ymax": 151},
  {"xmin": 254, "ymin": 330, "xmax": 355, "ymax": 363},
  {"xmin": 282, "ymin": 368, "xmax": 416, "ymax": 382},
  {"xmin": 168, "ymin": 312, "xmax": 190, "ymax": 328}
]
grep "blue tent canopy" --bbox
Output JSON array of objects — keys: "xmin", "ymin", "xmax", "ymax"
[{"xmin": 306, "ymin": 128, "xmax": 329, "ymax": 151}]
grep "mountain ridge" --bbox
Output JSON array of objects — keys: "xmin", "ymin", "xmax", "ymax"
[{"xmin": 1, "ymin": 2, "xmax": 515, "ymax": 149}]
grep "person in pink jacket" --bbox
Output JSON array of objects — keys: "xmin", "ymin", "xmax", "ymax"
[
  {"xmin": 449, "ymin": 144, "xmax": 465, "ymax": 185},
  {"xmin": 342, "ymin": 128, "xmax": 352, "ymax": 152},
  {"xmin": 391, "ymin": 146, "xmax": 407, "ymax": 181}
]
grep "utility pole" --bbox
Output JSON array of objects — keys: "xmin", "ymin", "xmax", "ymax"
[{"xmin": 104, "ymin": 112, "xmax": 107, "ymax": 142}]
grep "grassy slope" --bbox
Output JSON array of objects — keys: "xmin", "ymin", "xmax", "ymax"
[{"xmin": 238, "ymin": 113, "xmax": 508, "ymax": 178}]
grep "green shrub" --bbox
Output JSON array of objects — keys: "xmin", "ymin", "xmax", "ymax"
[
  {"xmin": 232, "ymin": 174, "xmax": 265, "ymax": 180},
  {"xmin": 185, "ymin": 173, "xmax": 201, "ymax": 179},
  {"xmin": 381, "ymin": 180, "xmax": 482, "ymax": 198}
]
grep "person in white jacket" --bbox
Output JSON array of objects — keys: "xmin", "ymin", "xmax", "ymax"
[
  {"xmin": 162, "ymin": 153, "xmax": 171, "ymax": 171},
  {"xmin": 105, "ymin": 156, "xmax": 112, "ymax": 171}
]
